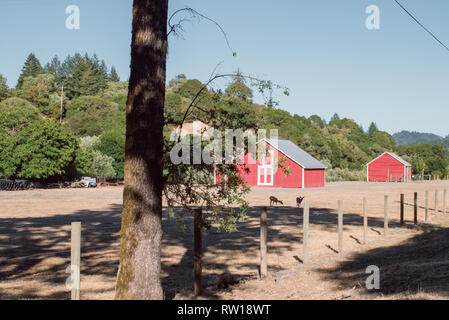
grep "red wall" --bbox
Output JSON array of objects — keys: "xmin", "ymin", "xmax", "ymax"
[
  {"xmin": 215, "ymin": 141, "xmax": 325, "ymax": 188},
  {"xmin": 368, "ymin": 153, "xmax": 409, "ymax": 182},
  {"xmin": 305, "ymin": 169, "xmax": 325, "ymax": 188}
]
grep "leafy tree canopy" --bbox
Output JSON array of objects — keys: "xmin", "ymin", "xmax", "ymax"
[
  {"xmin": 225, "ymin": 80, "xmax": 253, "ymax": 102},
  {"xmin": 1, "ymin": 119, "xmax": 78, "ymax": 180},
  {"xmin": 0, "ymin": 97, "xmax": 40, "ymax": 136}
]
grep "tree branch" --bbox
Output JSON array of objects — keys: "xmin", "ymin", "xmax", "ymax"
[{"xmin": 168, "ymin": 7, "xmax": 236, "ymax": 56}]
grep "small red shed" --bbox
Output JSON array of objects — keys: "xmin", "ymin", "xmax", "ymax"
[
  {"xmin": 215, "ymin": 139, "xmax": 327, "ymax": 188},
  {"xmin": 367, "ymin": 152, "xmax": 412, "ymax": 182}
]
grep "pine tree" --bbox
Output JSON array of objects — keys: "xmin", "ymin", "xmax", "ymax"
[
  {"xmin": 0, "ymin": 74, "xmax": 9, "ymax": 102},
  {"xmin": 16, "ymin": 53, "xmax": 43, "ymax": 89},
  {"xmin": 109, "ymin": 66, "xmax": 120, "ymax": 82},
  {"xmin": 368, "ymin": 122, "xmax": 378, "ymax": 135},
  {"xmin": 330, "ymin": 113, "xmax": 340, "ymax": 121},
  {"xmin": 62, "ymin": 53, "xmax": 108, "ymax": 99},
  {"xmin": 44, "ymin": 56, "xmax": 63, "ymax": 83}
]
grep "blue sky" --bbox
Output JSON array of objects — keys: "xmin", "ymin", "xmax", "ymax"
[{"xmin": 1, "ymin": 0, "xmax": 449, "ymax": 136}]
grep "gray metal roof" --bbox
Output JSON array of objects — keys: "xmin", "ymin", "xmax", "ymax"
[
  {"xmin": 367, "ymin": 152, "xmax": 412, "ymax": 167},
  {"xmin": 262, "ymin": 139, "xmax": 327, "ymax": 169}
]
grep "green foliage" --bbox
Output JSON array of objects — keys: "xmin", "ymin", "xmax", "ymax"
[
  {"xmin": 0, "ymin": 74, "xmax": 9, "ymax": 102},
  {"xmin": 178, "ymin": 79, "xmax": 204, "ymax": 100},
  {"xmin": 368, "ymin": 122, "xmax": 378, "ymax": 136},
  {"xmin": 102, "ymin": 81, "xmax": 128, "ymax": 100},
  {"xmin": 225, "ymin": 80, "xmax": 253, "ymax": 101},
  {"xmin": 16, "ymin": 53, "xmax": 44, "ymax": 89},
  {"xmin": 109, "ymin": 66, "xmax": 120, "ymax": 82},
  {"xmin": 97, "ymin": 129, "xmax": 125, "ymax": 180},
  {"xmin": 60, "ymin": 53, "xmax": 109, "ymax": 99},
  {"xmin": 164, "ymin": 92, "xmax": 183, "ymax": 125},
  {"xmin": 0, "ymin": 97, "xmax": 39, "ymax": 136},
  {"xmin": 88, "ymin": 151, "xmax": 116, "ymax": 181},
  {"xmin": 326, "ymin": 168, "xmax": 366, "ymax": 182},
  {"xmin": 167, "ymin": 74, "xmax": 187, "ymax": 93},
  {"xmin": 397, "ymin": 144, "xmax": 449, "ymax": 177},
  {"xmin": 66, "ymin": 96, "xmax": 119, "ymax": 136},
  {"xmin": 44, "ymin": 55, "xmax": 62, "ymax": 80},
  {"xmin": 0, "ymin": 119, "xmax": 77, "ymax": 180},
  {"xmin": 330, "ymin": 113, "xmax": 340, "ymax": 121},
  {"xmin": 20, "ymin": 73, "xmax": 61, "ymax": 116},
  {"xmin": 75, "ymin": 136, "xmax": 116, "ymax": 180},
  {"xmin": 79, "ymin": 135, "xmax": 100, "ymax": 150},
  {"xmin": 309, "ymin": 115, "xmax": 326, "ymax": 128}
]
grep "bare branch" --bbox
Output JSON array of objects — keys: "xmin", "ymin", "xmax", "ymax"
[{"xmin": 168, "ymin": 7, "xmax": 236, "ymax": 56}]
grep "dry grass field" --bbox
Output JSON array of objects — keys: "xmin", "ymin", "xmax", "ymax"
[{"xmin": 1, "ymin": 181, "xmax": 449, "ymax": 300}]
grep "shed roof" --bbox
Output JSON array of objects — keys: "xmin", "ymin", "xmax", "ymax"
[
  {"xmin": 262, "ymin": 139, "xmax": 327, "ymax": 169},
  {"xmin": 367, "ymin": 152, "xmax": 412, "ymax": 167}
]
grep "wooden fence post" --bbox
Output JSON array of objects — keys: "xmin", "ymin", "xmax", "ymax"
[
  {"xmin": 400, "ymin": 194, "xmax": 404, "ymax": 226},
  {"xmin": 425, "ymin": 191, "xmax": 429, "ymax": 222},
  {"xmin": 193, "ymin": 209, "xmax": 202, "ymax": 297},
  {"xmin": 435, "ymin": 190, "xmax": 438, "ymax": 213},
  {"xmin": 338, "ymin": 200, "xmax": 343, "ymax": 255},
  {"xmin": 169, "ymin": 207, "xmax": 175, "ymax": 219},
  {"xmin": 443, "ymin": 189, "xmax": 447, "ymax": 214},
  {"xmin": 302, "ymin": 203, "xmax": 309, "ymax": 264},
  {"xmin": 384, "ymin": 195, "xmax": 389, "ymax": 236},
  {"xmin": 71, "ymin": 222, "xmax": 81, "ymax": 300},
  {"xmin": 363, "ymin": 197, "xmax": 367, "ymax": 245},
  {"xmin": 260, "ymin": 207, "xmax": 268, "ymax": 277},
  {"xmin": 414, "ymin": 192, "xmax": 418, "ymax": 225}
]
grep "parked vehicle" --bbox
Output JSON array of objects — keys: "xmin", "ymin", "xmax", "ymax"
[{"xmin": 81, "ymin": 177, "xmax": 97, "ymax": 188}]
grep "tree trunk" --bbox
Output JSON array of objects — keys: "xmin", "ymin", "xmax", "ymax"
[{"xmin": 115, "ymin": 0, "xmax": 168, "ymax": 300}]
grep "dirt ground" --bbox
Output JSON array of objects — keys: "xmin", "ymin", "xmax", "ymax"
[{"xmin": 1, "ymin": 181, "xmax": 449, "ymax": 300}]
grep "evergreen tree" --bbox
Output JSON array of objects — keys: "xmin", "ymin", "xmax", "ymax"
[
  {"xmin": 59, "ymin": 53, "xmax": 109, "ymax": 99},
  {"xmin": 16, "ymin": 53, "xmax": 43, "ymax": 89},
  {"xmin": 0, "ymin": 74, "xmax": 8, "ymax": 102},
  {"xmin": 109, "ymin": 66, "xmax": 120, "ymax": 82},
  {"xmin": 331, "ymin": 113, "xmax": 340, "ymax": 121},
  {"xmin": 44, "ymin": 56, "xmax": 63, "ymax": 84},
  {"xmin": 368, "ymin": 122, "xmax": 378, "ymax": 135}
]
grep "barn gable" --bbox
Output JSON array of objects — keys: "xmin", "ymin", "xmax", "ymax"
[
  {"xmin": 367, "ymin": 152, "xmax": 411, "ymax": 167},
  {"xmin": 262, "ymin": 139, "xmax": 327, "ymax": 169}
]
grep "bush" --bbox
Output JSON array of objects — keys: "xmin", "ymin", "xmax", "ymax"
[
  {"xmin": 326, "ymin": 168, "xmax": 366, "ymax": 182},
  {"xmin": 1, "ymin": 119, "xmax": 78, "ymax": 180}
]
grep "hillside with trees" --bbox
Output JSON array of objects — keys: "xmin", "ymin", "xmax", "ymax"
[
  {"xmin": 393, "ymin": 130, "xmax": 445, "ymax": 146},
  {"xmin": 1, "ymin": 53, "xmax": 448, "ymax": 182}
]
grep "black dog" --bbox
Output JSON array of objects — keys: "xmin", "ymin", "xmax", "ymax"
[{"xmin": 296, "ymin": 196, "xmax": 304, "ymax": 207}]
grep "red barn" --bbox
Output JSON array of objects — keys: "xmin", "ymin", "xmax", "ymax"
[
  {"xmin": 215, "ymin": 139, "xmax": 327, "ymax": 188},
  {"xmin": 367, "ymin": 152, "xmax": 412, "ymax": 182}
]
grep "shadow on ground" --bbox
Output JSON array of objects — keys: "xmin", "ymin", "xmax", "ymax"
[
  {"xmin": 1, "ymin": 200, "xmax": 443, "ymax": 299},
  {"xmin": 316, "ymin": 226, "xmax": 449, "ymax": 298}
]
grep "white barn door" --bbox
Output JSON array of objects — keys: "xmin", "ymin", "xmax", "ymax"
[{"xmin": 258, "ymin": 150, "xmax": 274, "ymax": 186}]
